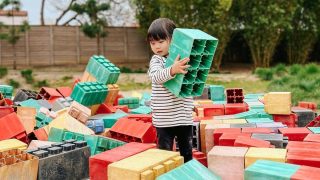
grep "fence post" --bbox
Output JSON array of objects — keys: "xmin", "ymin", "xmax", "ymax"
[
  {"xmin": 25, "ymin": 31, "xmax": 30, "ymax": 66},
  {"xmin": 76, "ymin": 26, "xmax": 80, "ymax": 64},
  {"xmin": 0, "ymin": 40, "xmax": 2, "ymax": 66},
  {"xmin": 50, "ymin": 26, "xmax": 54, "ymax": 65},
  {"xmin": 124, "ymin": 27, "xmax": 128, "ymax": 63}
]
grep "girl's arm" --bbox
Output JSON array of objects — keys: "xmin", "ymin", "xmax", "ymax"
[{"xmin": 148, "ymin": 55, "xmax": 174, "ymax": 85}]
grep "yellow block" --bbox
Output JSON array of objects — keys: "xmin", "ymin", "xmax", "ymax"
[
  {"xmin": 108, "ymin": 149, "xmax": 183, "ymax": 180},
  {"xmin": 200, "ymin": 120, "xmax": 223, "ymax": 153},
  {"xmin": 265, "ymin": 105, "xmax": 291, "ymax": 115},
  {"xmin": 0, "ymin": 149, "xmax": 39, "ymax": 180},
  {"xmin": 172, "ymin": 156, "xmax": 184, "ymax": 167},
  {"xmin": 141, "ymin": 170, "xmax": 154, "ymax": 180},
  {"xmin": 0, "ymin": 139, "xmax": 27, "ymax": 152},
  {"xmin": 49, "ymin": 111, "xmax": 94, "ymax": 135},
  {"xmin": 205, "ymin": 124, "xmax": 230, "ymax": 153},
  {"xmin": 222, "ymin": 119, "xmax": 247, "ymax": 124},
  {"xmin": 264, "ymin": 92, "xmax": 291, "ymax": 104},
  {"xmin": 152, "ymin": 165, "xmax": 165, "ymax": 177},
  {"xmin": 245, "ymin": 147, "xmax": 287, "ymax": 168},
  {"xmin": 194, "ymin": 100, "xmax": 213, "ymax": 106}
]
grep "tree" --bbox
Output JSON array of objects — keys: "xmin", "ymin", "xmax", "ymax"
[
  {"xmin": 133, "ymin": 0, "xmax": 234, "ymax": 71},
  {"xmin": 0, "ymin": 0, "xmax": 30, "ymax": 69},
  {"xmin": 70, "ymin": 0, "xmax": 110, "ymax": 55},
  {"xmin": 40, "ymin": 0, "xmax": 46, "ymax": 25},
  {"xmin": 237, "ymin": 0, "xmax": 297, "ymax": 68},
  {"xmin": 286, "ymin": 0, "xmax": 320, "ymax": 64}
]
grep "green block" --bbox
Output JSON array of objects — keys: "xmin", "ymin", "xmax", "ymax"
[
  {"xmin": 35, "ymin": 112, "xmax": 52, "ymax": 129},
  {"xmin": 118, "ymin": 97, "xmax": 140, "ymax": 109},
  {"xmin": 164, "ymin": 28, "xmax": 218, "ymax": 98},
  {"xmin": 246, "ymin": 118, "xmax": 274, "ymax": 124},
  {"xmin": 130, "ymin": 106, "xmax": 152, "ymax": 114},
  {"xmin": 71, "ymin": 81, "xmax": 108, "ymax": 106},
  {"xmin": 245, "ymin": 93, "xmax": 264, "ymax": 100},
  {"xmin": 86, "ymin": 55, "xmax": 120, "ymax": 84},
  {"xmin": 0, "ymin": 85, "xmax": 13, "ymax": 98},
  {"xmin": 19, "ymin": 99, "xmax": 42, "ymax": 111},
  {"xmin": 157, "ymin": 159, "xmax": 221, "ymax": 180},
  {"xmin": 48, "ymin": 127, "xmax": 65, "ymax": 142},
  {"xmin": 213, "ymin": 100, "xmax": 226, "ymax": 104},
  {"xmin": 308, "ymin": 127, "xmax": 320, "ymax": 134},
  {"xmin": 63, "ymin": 131, "xmax": 75, "ymax": 140},
  {"xmin": 234, "ymin": 110, "xmax": 259, "ymax": 119},
  {"xmin": 84, "ymin": 135, "xmax": 99, "ymax": 155},
  {"xmin": 245, "ymin": 160, "xmax": 300, "ymax": 180},
  {"xmin": 209, "ymin": 85, "xmax": 225, "ymax": 101}
]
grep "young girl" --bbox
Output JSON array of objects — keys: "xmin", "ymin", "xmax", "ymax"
[{"xmin": 147, "ymin": 18, "xmax": 194, "ymax": 162}]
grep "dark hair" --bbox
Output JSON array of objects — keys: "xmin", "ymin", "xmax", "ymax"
[{"xmin": 147, "ymin": 18, "xmax": 176, "ymax": 42}]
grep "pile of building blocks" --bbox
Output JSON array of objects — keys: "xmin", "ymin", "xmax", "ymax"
[{"xmin": 1, "ymin": 29, "xmax": 320, "ymax": 179}]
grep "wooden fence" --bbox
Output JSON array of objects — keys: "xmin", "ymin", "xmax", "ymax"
[{"xmin": 0, "ymin": 26, "xmax": 150, "ymax": 68}]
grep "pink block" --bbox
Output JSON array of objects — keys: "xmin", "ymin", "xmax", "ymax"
[
  {"xmin": 208, "ymin": 146, "xmax": 248, "ymax": 180},
  {"xmin": 304, "ymin": 134, "xmax": 320, "ymax": 143}
]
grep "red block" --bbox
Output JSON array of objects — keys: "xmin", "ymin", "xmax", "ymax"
[
  {"xmin": 193, "ymin": 116, "xmax": 213, "ymax": 122},
  {"xmin": 213, "ymin": 128, "xmax": 241, "ymax": 145},
  {"xmin": 73, "ymin": 78, "xmax": 81, "ymax": 89},
  {"xmin": 224, "ymin": 103, "xmax": 248, "ymax": 115},
  {"xmin": 4, "ymin": 98, "xmax": 13, "ymax": 106},
  {"xmin": 218, "ymin": 133, "xmax": 251, "ymax": 146},
  {"xmin": 89, "ymin": 142, "xmax": 156, "ymax": 180},
  {"xmin": 127, "ymin": 114, "xmax": 152, "ymax": 123},
  {"xmin": 56, "ymin": 87, "xmax": 72, "ymax": 97},
  {"xmin": 96, "ymin": 104, "xmax": 117, "ymax": 114},
  {"xmin": 304, "ymin": 134, "xmax": 320, "ymax": 143},
  {"xmin": 226, "ymin": 88, "xmax": 244, "ymax": 103},
  {"xmin": 0, "ymin": 106, "xmax": 14, "ymax": 118},
  {"xmin": 114, "ymin": 105, "xmax": 129, "ymax": 113},
  {"xmin": 298, "ymin": 101, "xmax": 317, "ymax": 111},
  {"xmin": 0, "ymin": 112, "xmax": 27, "ymax": 142},
  {"xmin": 286, "ymin": 141, "xmax": 320, "ymax": 151},
  {"xmin": 33, "ymin": 128, "xmax": 48, "ymax": 141},
  {"xmin": 241, "ymin": 127, "xmax": 273, "ymax": 134},
  {"xmin": 110, "ymin": 118, "xmax": 157, "ymax": 143},
  {"xmin": 200, "ymin": 104, "xmax": 225, "ymax": 117},
  {"xmin": 291, "ymin": 165, "xmax": 320, "ymax": 180},
  {"xmin": 279, "ymin": 128, "xmax": 312, "ymax": 141},
  {"xmin": 234, "ymin": 136, "xmax": 272, "ymax": 148},
  {"xmin": 37, "ymin": 87, "xmax": 62, "ymax": 100},
  {"xmin": 192, "ymin": 150, "xmax": 207, "ymax": 167},
  {"xmin": 114, "ymin": 94, "xmax": 124, "ymax": 106},
  {"xmin": 286, "ymin": 148, "xmax": 320, "ymax": 168},
  {"xmin": 273, "ymin": 113, "xmax": 297, "ymax": 127}
]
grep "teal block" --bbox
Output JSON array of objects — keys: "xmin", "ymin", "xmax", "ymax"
[
  {"xmin": 244, "ymin": 93, "xmax": 264, "ymax": 99},
  {"xmin": 48, "ymin": 127, "xmax": 65, "ymax": 142},
  {"xmin": 250, "ymin": 105, "xmax": 265, "ymax": 110},
  {"xmin": 63, "ymin": 131, "xmax": 75, "ymax": 140},
  {"xmin": 140, "ymin": 92, "xmax": 151, "ymax": 106},
  {"xmin": 118, "ymin": 97, "xmax": 140, "ymax": 109},
  {"xmin": 209, "ymin": 85, "xmax": 225, "ymax": 101},
  {"xmin": 213, "ymin": 100, "xmax": 226, "ymax": 104},
  {"xmin": 86, "ymin": 55, "xmax": 120, "ymax": 84},
  {"xmin": 246, "ymin": 118, "xmax": 274, "ymax": 124},
  {"xmin": 244, "ymin": 99, "xmax": 261, "ymax": 102},
  {"xmin": 0, "ymin": 85, "xmax": 13, "ymax": 98},
  {"xmin": 19, "ymin": 99, "xmax": 42, "ymax": 111},
  {"xmin": 130, "ymin": 106, "xmax": 152, "ymax": 114},
  {"xmin": 245, "ymin": 160, "xmax": 300, "ymax": 180},
  {"xmin": 90, "ymin": 110, "xmax": 127, "ymax": 128},
  {"xmin": 157, "ymin": 159, "xmax": 221, "ymax": 180},
  {"xmin": 308, "ymin": 127, "xmax": 320, "ymax": 134},
  {"xmin": 234, "ymin": 110, "xmax": 259, "ymax": 119},
  {"xmin": 164, "ymin": 28, "xmax": 218, "ymax": 98},
  {"xmin": 35, "ymin": 112, "xmax": 52, "ymax": 129},
  {"xmin": 71, "ymin": 81, "xmax": 108, "ymax": 106}
]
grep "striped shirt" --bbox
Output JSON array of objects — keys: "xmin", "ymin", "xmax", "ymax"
[{"xmin": 148, "ymin": 55, "xmax": 194, "ymax": 127}]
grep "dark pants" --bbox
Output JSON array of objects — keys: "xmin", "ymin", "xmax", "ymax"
[{"xmin": 156, "ymin": 125, "xmax": 193, "ymax": 163}]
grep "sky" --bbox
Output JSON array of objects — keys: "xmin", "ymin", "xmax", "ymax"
[{"xmin": 19, "ymin": 0, "xmax": 136, "ymax": 26}]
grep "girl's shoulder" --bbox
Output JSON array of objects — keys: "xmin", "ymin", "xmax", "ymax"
[{"xmin": 151, "ymin": 54, "xmax": 165, "ymax": 61}]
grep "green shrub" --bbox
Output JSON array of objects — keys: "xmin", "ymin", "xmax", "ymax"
[
  {"xmin": 255, "ymin": 68, "xmax": 274, "ymax": 81},
  {"xmin": 273, "ymin": 63, "xmax": 287, "ymax": 76},
  {"xmin": 33, "ymin": 80, "xmax": 49, "ymax": 88},
  {"xmin": 289, "ymin": 64, "xmax": 302, "ymax": 75},
  {"xmin": 21, "ymin": 69, "xmax": 34, "ymax": 84},
  {"xmin": 62, "ymin": 76, "xmax": 73, "ymax": 81},
  {"xmin": 305, "ymin": 63, "xmax": 319, "ymax": 74},
  {"xmin": 119, "ymin": 67, "xmax": 133, "ymax": 73},
  {"xmin": 7, "ymin": 79, "xmax": 20, "ymax": 88},
  {"xmin": 0, "ymin": 67, "xmax": 8, "ymax": 78}
]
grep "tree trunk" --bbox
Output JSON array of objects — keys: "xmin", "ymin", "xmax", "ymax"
[{"xmin": 40, "ymin": 0, "xmax": 46, "ymax": 25}]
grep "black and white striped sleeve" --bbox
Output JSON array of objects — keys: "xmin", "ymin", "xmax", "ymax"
[{"xmin": 148, "ymin": 55, "xmax": 174, "ymax": 85}]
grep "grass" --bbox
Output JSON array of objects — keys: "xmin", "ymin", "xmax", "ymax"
[{"xmin": 0, "ymin": 67, "xmax": 8, "ymax": 78}]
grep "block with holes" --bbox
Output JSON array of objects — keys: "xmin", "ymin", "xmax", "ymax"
[{"xmin": 71, "ymin": 81, "xmax": 108, "ymax": 106}]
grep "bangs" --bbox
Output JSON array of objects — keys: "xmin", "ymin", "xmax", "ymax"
[{"xmin": 147, "ymin": 18, "xmax": 176, "ymax": 42}]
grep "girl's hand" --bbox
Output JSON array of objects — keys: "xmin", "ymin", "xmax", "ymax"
[{"xmin": 170, "ymin": 55, "xmax": 190, "ymax": 76}]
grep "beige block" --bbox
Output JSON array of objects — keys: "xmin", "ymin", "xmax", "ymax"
[
  {"xmin": 200, "ymin": 120, "xmax": 223, "ymax": 153},
  {"xmin": 27, "ymin": 140, "xmax": 55, "ymax": 150},
  {"xmin": 0, "ymin": 139, "xmax": 27, "ymax": 152},
  {"xmin": 208, "ymin": 146, "xmax": 248, "ymax": 180},
  {"xmin": 16, "ymin": 107, "xmax": 37, "ymax": 134},
  {"xmin": 67, "ymin": 101, "xmax": 91, "ymax": 123},
  {"xmin": 205, "ymin": 124, "xmax": 230, "ymax": 153},
  {"xmin": 222, "ymin": 119, "xmax": 247, "ymax": 124}
]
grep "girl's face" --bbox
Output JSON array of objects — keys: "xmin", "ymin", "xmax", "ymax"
[{"xmin": 150, "ymin": 39, "xmax": 170, "ymax": 57}]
